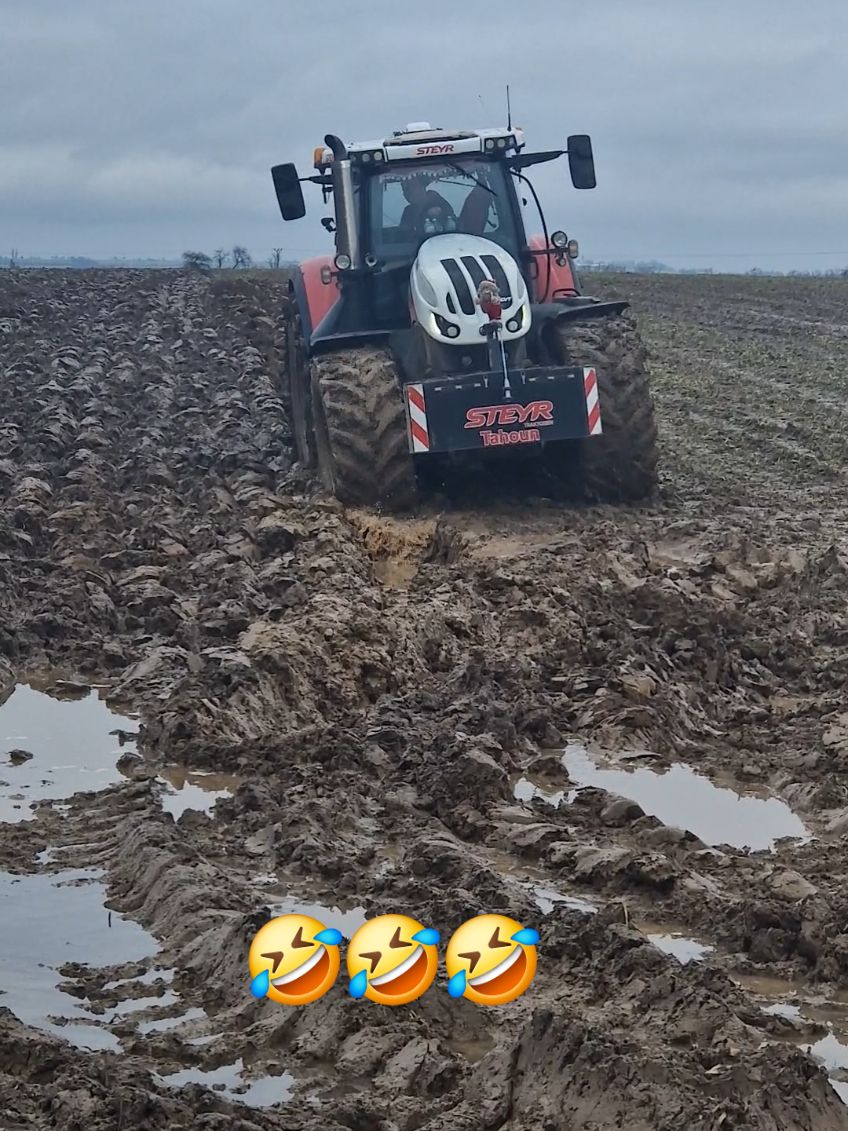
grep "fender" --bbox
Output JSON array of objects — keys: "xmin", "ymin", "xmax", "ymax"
[
  {"xmin": 531, "ymin": 300, "xmax": 630, "ymax": 327},
  {"xmin": 527, "ymin": 233, "xmax": 578, "ymax": 302},
  {"xmin": 290, "ymin": 256, "xmax": 339, "ymax": 349}
]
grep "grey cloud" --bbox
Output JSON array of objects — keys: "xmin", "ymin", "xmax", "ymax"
[{"xmin": 1, "ymin": 0, "xmax": 846, "ymax": 269}]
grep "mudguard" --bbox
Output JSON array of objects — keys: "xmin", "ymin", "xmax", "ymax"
[
  {"xmin": 290, "ymin": 257, "xmax": 338, "ymax": 344},
  {"xmin": 527, "ymin": 234, "xmax": 578, "ymax": 301}
]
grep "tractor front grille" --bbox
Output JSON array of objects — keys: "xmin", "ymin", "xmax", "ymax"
[{"xmin": 439, "ymin": 256, "xmax": 513, "ymax": 317}]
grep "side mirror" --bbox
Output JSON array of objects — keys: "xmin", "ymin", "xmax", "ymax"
[
  {"xmin": 271, "ymin": 163, "xmax": 306, "ymax": 221},
  {"xmin": 567, "ymin": 135, "xmax": 596, "ymax": 190}
]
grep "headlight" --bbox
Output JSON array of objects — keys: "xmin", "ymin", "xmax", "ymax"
[
  {"xmin": 505, "ymin": 307, "xmax": 525, "ymax": 333},
  {"xmin": 496, "ymin": 138, "xmax": 507, "ymax": 149},
  {"xmin": 551, "ymin": 230, "xmax": 568, "ymax": 249},
  {"xmin": 373, "ymin": 150, "xmax": 384, "ymax": 162},
  {"xmin": 567, "ymin": 239, "xmax": 579, "ymax": 259},
  {"xmin": 485, "ymin": 139, "xmax": 496, "ymax": 151},
  {"xmin": 435, "ymin": 314, "xmax": 460, "ymax": 338},
  {"xmin": 334, "ymin": 253, "xmax": 352, "ymax": 271}
]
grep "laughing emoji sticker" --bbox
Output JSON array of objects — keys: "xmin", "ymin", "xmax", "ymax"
[
  {"xmin": 347, "ymin": 914, "xmax": 440, "ymax": 1005},
  {"xmin": 446, "ymin": 914, "xmax": 539, "ymax": 1005},
  {"xmin": 248, "ymin": 914, "xmax": 342, "ymax": 1005}
]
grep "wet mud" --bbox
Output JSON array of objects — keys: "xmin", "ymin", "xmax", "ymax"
[{"xmin": 2, "ymin": 268, "xmax": 848, "ymax": 1128}]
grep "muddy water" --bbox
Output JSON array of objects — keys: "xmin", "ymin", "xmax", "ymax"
[
  {"xmin": 733, "ymin": 971, "xmax": 848, "ymax": 1101},
  {"xmin": 137, "ymin": 1006, "xmax": 207, "ymax": 1035},
  {"xmin": 445, "ymin": 1034, "xmax": 497, "ymax": 1063},
  {"xmin": 155, "ymin": 1059, "xmax": 293, "ymax": 1107},
  {"xmin": 157, "ymin": 766, "xmax": 239, "ymax": 819},
  {"xmin": 0, "ymin": 684, "xmax": 137, "ymax": 822},
  {"xmin": 636, "ymin": 922, "xmax": 714, "ymax": 964},
  {"xmin": 513, "ymin": 777, "xmax": 570, "ymax": 808},
  {"xmin": 533, "ymin": 884, "xmax": 597, "ymax": 916},
  {"xmin": 475, "ymin": 843, "xmax": 599, "ymax": 917},
  {"xmin": 267, "ymin": 897, "xmax": 367, "ymax": 939},
  {"xmin": 563, "ymin": 744, "xmax": 809, "ymax": 851},
  {"xmin": 0, "ymin": 868, "xmax": 156, "ymax": 1050}
]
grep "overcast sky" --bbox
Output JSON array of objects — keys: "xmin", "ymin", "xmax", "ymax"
[{"xmin": 1, "ymin": 0, "xmax": 846, "ymax": 270}]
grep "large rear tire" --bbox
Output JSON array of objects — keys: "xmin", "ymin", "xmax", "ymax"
[
  {"xmin": 548, "ymin": 312, "xmax": 658, "ymax": 502},
  {"xmin": 310, "ymin": 346, "xmax": 418, "ymax": 511},
  {"xmin": 283, "ymin": 298, "xmax": 316, "ymax": 469}
]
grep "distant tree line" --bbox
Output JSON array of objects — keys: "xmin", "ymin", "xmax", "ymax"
[
  {"xmin": 582, "ymin": 259, "xmax": 848, "ymax": 278},
  {"xmin": 182, "ymin": 246, "xmax": 287, "ymax": 273}
]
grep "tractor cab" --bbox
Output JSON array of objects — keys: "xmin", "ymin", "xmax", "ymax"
[
  {"xmin": 272, "ymin": 123, "xmax": 596, "ymax": 348},
  {"xmin": 365, "ymin": 158, "xmax": 521, "ymax": 261}
]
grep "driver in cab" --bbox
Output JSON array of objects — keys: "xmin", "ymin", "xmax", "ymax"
[{"xmin": 400, "ymin": 175, "xmax": 457, "ymax": 236}]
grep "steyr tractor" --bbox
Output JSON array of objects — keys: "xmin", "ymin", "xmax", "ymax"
[{"xmin": 271, "ymin": 122, "xmax": 658, "ymax": 510}]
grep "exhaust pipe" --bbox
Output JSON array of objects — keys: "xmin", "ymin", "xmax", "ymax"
[{"xmin": 324, "ymin": 134, "xmax": 361, "ymax": 269}]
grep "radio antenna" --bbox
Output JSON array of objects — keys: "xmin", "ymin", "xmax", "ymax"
[{"xmin": 506, "ymin": 84, "xmax": 512, "ymax": 130}]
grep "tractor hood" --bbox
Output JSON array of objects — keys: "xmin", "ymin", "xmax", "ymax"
[{"xmin": 410, "ymin": 234, "xmax": 531, "ymax": 347}]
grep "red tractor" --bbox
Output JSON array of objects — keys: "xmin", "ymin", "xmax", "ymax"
[{"xmin": 272, "ymin": 122, "xmax": 657, "ymax": 509}]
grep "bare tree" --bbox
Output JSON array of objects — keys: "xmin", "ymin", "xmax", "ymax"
[
  {"xmin": 268, "ymin": 248, "xmax": 284, "ymax": 270},
  {"xmin": 182, "ymin": 250, "xmax": 212, "ymax": 273},
  {"xmin": 213, "ymin": 248, "xmax": 228, "ymax": 270},
  {"xmin": 9, "ymin": 248, "xmax": 19, "ymax": 269},
  {"xmin": 231, "ymin": 246, "xmax": 252, "ymax": 270}
]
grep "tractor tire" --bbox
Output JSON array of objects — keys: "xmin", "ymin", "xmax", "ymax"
[
  {"xmin": 310, "ymin": 345, "xmax": 419, "ymax": 511},
  {"xmin": 283, "ymin": 298, "xmax": 317, "ymax": 469},
  {"xmin": 548, "ymin": 312, "xmax": 658, "ymax": 502}
]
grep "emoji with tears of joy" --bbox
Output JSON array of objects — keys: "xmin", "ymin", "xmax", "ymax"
[
  {"xmin": 445, "ymin": 914, "xmax": 539, "ymax": 1005},
  {"xmin": 248, "ymin": 913, "xmax": 342, "ymax": 1005},
  {"xmin": 346, "ymin": 914, "xmax": 440, "ymax": 1005}
]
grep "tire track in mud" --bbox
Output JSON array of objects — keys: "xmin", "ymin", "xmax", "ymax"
[{"xmin": 2, "ymin": 269, "xmax": 848, "ymax": 1128}]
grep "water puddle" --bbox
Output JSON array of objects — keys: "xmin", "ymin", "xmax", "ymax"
[
  {"xmin": 806, "ymin": 1033, "xmax": 848, "ymax": 1073},
  {"xmin": 562, "ymin": 744, "xmax": 809, "ymax": 851},
  {"xmin": 103, "ymin": 967, "xmax": 173, "ymax": 991},
  {"xmin": 0, "ymin": 683, "xmax": 137, "ymax": 823},
  {"xmin": 104, "ymin": 989, "xmax": 179, "ymax": 1016},
  {"xmin": 156, "ymin": 1058, "xmax": 293, "ymax": 1106},
  {"xmin": 533, "ymin": 884, "xmax": 597, "ymax": 916},
  {"xmin": 513, "ymin": 777, "xmax": 571, "ymax": 808},
  {"xmin": 732, "ymin": 971, "xmax": 802, "ymax": 998},
  {"xmin": 267, "ymin": 897, "xmax": 367, "ymax": 939},
  {"xmin": 472, "ymin": 844, "xmax": 599, "ymax": 919},
  {"xmin": 138, "ymin": 1006, "xmax": 207, "ymax": 1035},
  {"xmin": 251, "ymin": 873, "xmax": 279, "ymax": 891},
  {"xmin": 0, "ymin": 868, "xmax": 156, "ymax": 1050},
  {"xmin": 445, "ymin": 1033, "xmax": 496, "ymax": 1063},
  {"xmin": 157, "ymin": 766, "xmax": 238, "ymax": 819},
  {"xmin": 637, "ymin": 922, "xmax": 714, "ymax": 964},
  {"xmin": 732, "ymin": 970, "xmax": 848, "ymax": 1101}
]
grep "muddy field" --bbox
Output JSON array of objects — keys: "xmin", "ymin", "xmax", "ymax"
[{"xmin": 1, "ymin": 267, "xmax": 848, "ymax": 1129}]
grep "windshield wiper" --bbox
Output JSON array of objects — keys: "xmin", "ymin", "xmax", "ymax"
[{"xmin": 445, "ymin": 161, "xmax": 495, "ymax": 195}]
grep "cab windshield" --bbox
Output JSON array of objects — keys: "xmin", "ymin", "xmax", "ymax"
[{"xmin": 367, "ymin": 159, "xmax": 519, "ymax": 261}]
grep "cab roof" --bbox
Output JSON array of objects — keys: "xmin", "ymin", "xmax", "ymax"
[{"xmin": 313, "ymin": 123, "xmax": 524, "ymax": 169}]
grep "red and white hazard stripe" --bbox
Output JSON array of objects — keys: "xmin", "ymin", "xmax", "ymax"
[
  {"xmin": 406, "ymin": 383, "xmax": 430, "ymax": 452},
  {"xmin": 583, "ymin": 367, "xmax": 602, "ymax": 435}
]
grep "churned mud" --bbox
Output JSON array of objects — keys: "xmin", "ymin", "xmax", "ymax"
[{"xmin": 1, "ymin": 267, "xmax": 848, "ymax": 1128}]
